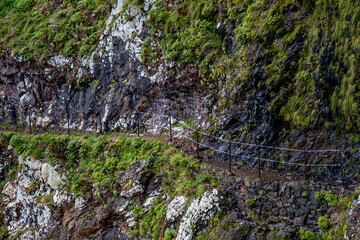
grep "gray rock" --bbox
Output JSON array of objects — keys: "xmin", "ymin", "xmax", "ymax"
[
  {"xmin": 18, "ymin": 155, "xmax": 24, "ymax": 165},
  {"xmin": 120, "ymin": 180, "xmax": 144, "ymax": 198},
  {"xmin": 346, "ymin": 195, "xmax": 360, "ymax": 240},
  {"xmin": 297, "ymin": 197, "xmax": 308, "ymax": 206},
  {"xmin": 143, "ymin": 196, "xmax": 156, "ymax": 209},
  {"xmin": 20, "ymin": 92, "xmax": 35, "ymax": 107},
  {"xmin": 53, "ymin": 189, "xmax": 71, "ymax": 207},
  {"xmin": 75, "ymin": 197, "xmax": 86, "ymax": 211},
  {"xmin": 293, "ymin": 217, "xmax": 305, "ymax": 226},
  {"xmin": 166, "ymin": 196, "xmax": 188, "ymax": 222},
  {"xmin": 117, "ymin": 200, "xmax": 130, "ymax": 214},
  {"xmin": 176, "ymin": 189, "xmax": 222, "ymax": 240},
  {"xmin": 279, "ymin": 208, "xmax": 287, "ymax": 216},
  {"xmin": 275, "ymin": 231, "xmax": 290, "ymax": 239},
  {"xmin": 2, "ymin": 182, "xmax": 17, "ymax": 204},
  {"xmin": 41, "ymin": 163, "xmax": 62, "ymax": 189},
  {"xmin": 284, "ymin": 226, "xmax": 297, "ymax": 233},
  {"xmin": 25, "ymin": 157, "xmax": 42, "ymax": 170}
]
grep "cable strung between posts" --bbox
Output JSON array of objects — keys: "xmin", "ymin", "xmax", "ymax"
[
  {"xmin": 177, "ymin": 132, "xmax": 340, "ymax": 167},
  {"xmin": 136, "ymin": 111, "xmax": 342, "ymax": 152},
  {"xmin": 177, "ymin": 123, "xmax": 340, "ymax": 153},
  {"xmin": 137, "ymin": 121, "xmax": 169, "ymax": 131},
  {"xmin": 138, "ymin": 111, "xmax": 170, "ymax": 119}
]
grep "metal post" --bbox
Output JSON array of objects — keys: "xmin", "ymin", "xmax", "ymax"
[
  {"xmin": 340, "ymin": 151, "xmax": 345, "ymax": 187},
  {"xmin": 169, "ymin": 116, "xmax": 172, "ymax": 143},
  {"xmin": 304, "ymin": 153, "xmax": 308, "ymax": 180},
  {"xmin": 196, "ymin": 131, "xmax": 200, "ymax": 159},
  {"xmin": 67, "ymin": 115, "xmax": 70, "ymax": 136},
  {"xmin": 229, "ymin": 142, "xmax": 232, "ymax": 173},
  {"xmin": 137, "ymin": 122, "xmax": 140, "ymax": 137},
  {"xmin": 258, "ymin": 148, "xmax": 261, "ymax": 179},
  {"xmin": 29, "ymin": 113, "xmax": 32, "ymax": 134},
  {"xmin": 99, "ymin": 116, "xmax": 102, "ymax": 134}
]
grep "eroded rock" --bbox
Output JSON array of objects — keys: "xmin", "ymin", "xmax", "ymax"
[
  {"xmin": 166, "ymin": 196, "xmax": 188, "ymax": 223},
  {"xmin": 120, "ymin": 180, "xmax": 144, "ymax": 198},
  {"xmin": 75, "ymin": 197, "xmax": 86, "ymax": 211},
  {"xmin": 346, "ymin": 196, "xmax": 360, "ymax": 240},
  {"xmin": 176, "ymin": 189, "xmax": 223, "ymax": 240},
  {"xmin": 2, "ymin": 182, "xmax": 17, "ymax": 204}
]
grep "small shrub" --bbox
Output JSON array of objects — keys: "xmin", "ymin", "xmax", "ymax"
[
  {"xmin": 299, "ymin": 227, "xmax": 319, "ymax": 240},
  {"xmin": 315, "ymin": 192, "xmax": 325, "ymax": 203},
  {"xmin": 27, "ymin": 180, "xmax": 39, "ymax": 194},
  {"xmin": 325, "ymin": 190, "xmax": 338, "ymax": 206},
  {"xmin": 353, "ymin": 191, "xmax": 360, "ymax": 200},
  {"xmin": 318, "ymin": 215, "xmax": 332, "ymax": 231},
  {"xmin": 245, "ymin": 198, "xmax": 255, "ymax": 206},
  {"xmin": 164, "ymin": 229, "xmax": 177, "ymax": 240},
  {"xmin": 9, "ymin": 134, "xmax": 29, "ymax": 155},
  {"xmin": 0, "ymin": 224, "xmax": 8, "ymax": 239}
]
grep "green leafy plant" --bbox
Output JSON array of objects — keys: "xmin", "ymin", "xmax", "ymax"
[
  {"xmin": 299, "ymin": 227, "xmax": 320, "ymax": 240},
  {"xmin": 245, "ymin": 198, "xmax": 255, "ymax": 206},
  {"xmin": 318, "ymin": 215, "xmax": 332, "ymax": 231},
  {"xmin": 325, "ymin": 190, "xmax": 338, "ymax": 206},
  {"xmin": 315, "ymin": 192, "xmax": 325, "ymax": 203}
]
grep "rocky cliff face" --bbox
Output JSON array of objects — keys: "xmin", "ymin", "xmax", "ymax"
[
  {"xmin": 1, "ymin": 0, "xmax": 360, "ymax": 239},
  {"xmin": 0, "ymin": 0, "xmax": 210, "ymax": 134},
  {"xmin": 1, "ymin": 0, "xmax": 360, "ymax": 183},
  {"xmin": 0, "ymin": 133, "xmax": 358, "ymax": 239}
]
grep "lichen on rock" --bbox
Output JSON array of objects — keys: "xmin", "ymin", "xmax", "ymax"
[{"xmin": 176, "ymin": 189, "xmax": 222, "ymax": 240}]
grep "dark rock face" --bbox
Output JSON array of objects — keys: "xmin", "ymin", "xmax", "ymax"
[
  {"xmin": 0, "ymin": 52, "xmax": 53, "ymax": 126},
  {"xmin": 0, "ymin": 38, "xmax": 156, "ymax": 132},
  {"xmin": 41, "ymin": 170, "xmax": 355, "ymax": 239}
]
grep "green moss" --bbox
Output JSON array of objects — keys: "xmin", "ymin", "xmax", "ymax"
[
  {"xmin": 279, "ymin": 70, "xmax": 317, "ymax": 127},
  {"xmin": 0, "ymin": 0, "xmax": 115, "ymax": 60},
  {"xmin": 164, "ymin": 229, "xmax": 177, "ymax": 240},
  {"xmin": 234, "ymin": 0, "xmax": 289, "ymax": 45},
  {"xmin": 142, "ymin": 0, "xmax": 223, "ymax": 78}
]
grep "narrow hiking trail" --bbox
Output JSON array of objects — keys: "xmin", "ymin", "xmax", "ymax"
[
  {"xmin": 1, "ymin": 128, "xmax": 297, "ymax": 183},
  {"xmin": 141, "ymin": 133, "xmax": 297, "ymax": 183}
]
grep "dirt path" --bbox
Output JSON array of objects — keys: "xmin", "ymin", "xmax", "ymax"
[
  {"xmin": 137, "ymin": 133, "xmax": 296, "ymax": 183},
  {"xmin": 0, "ymin": 129, "xmax": 321, "ymax": 184}
]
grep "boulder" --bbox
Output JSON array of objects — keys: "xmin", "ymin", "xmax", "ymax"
[
  {"xmin": 41, "ymin": 163, "xmax": 62, "ymax": 190},
  {"xmin": 25, "ymin": 157, "xmax": 41, "ymax": 170}
]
